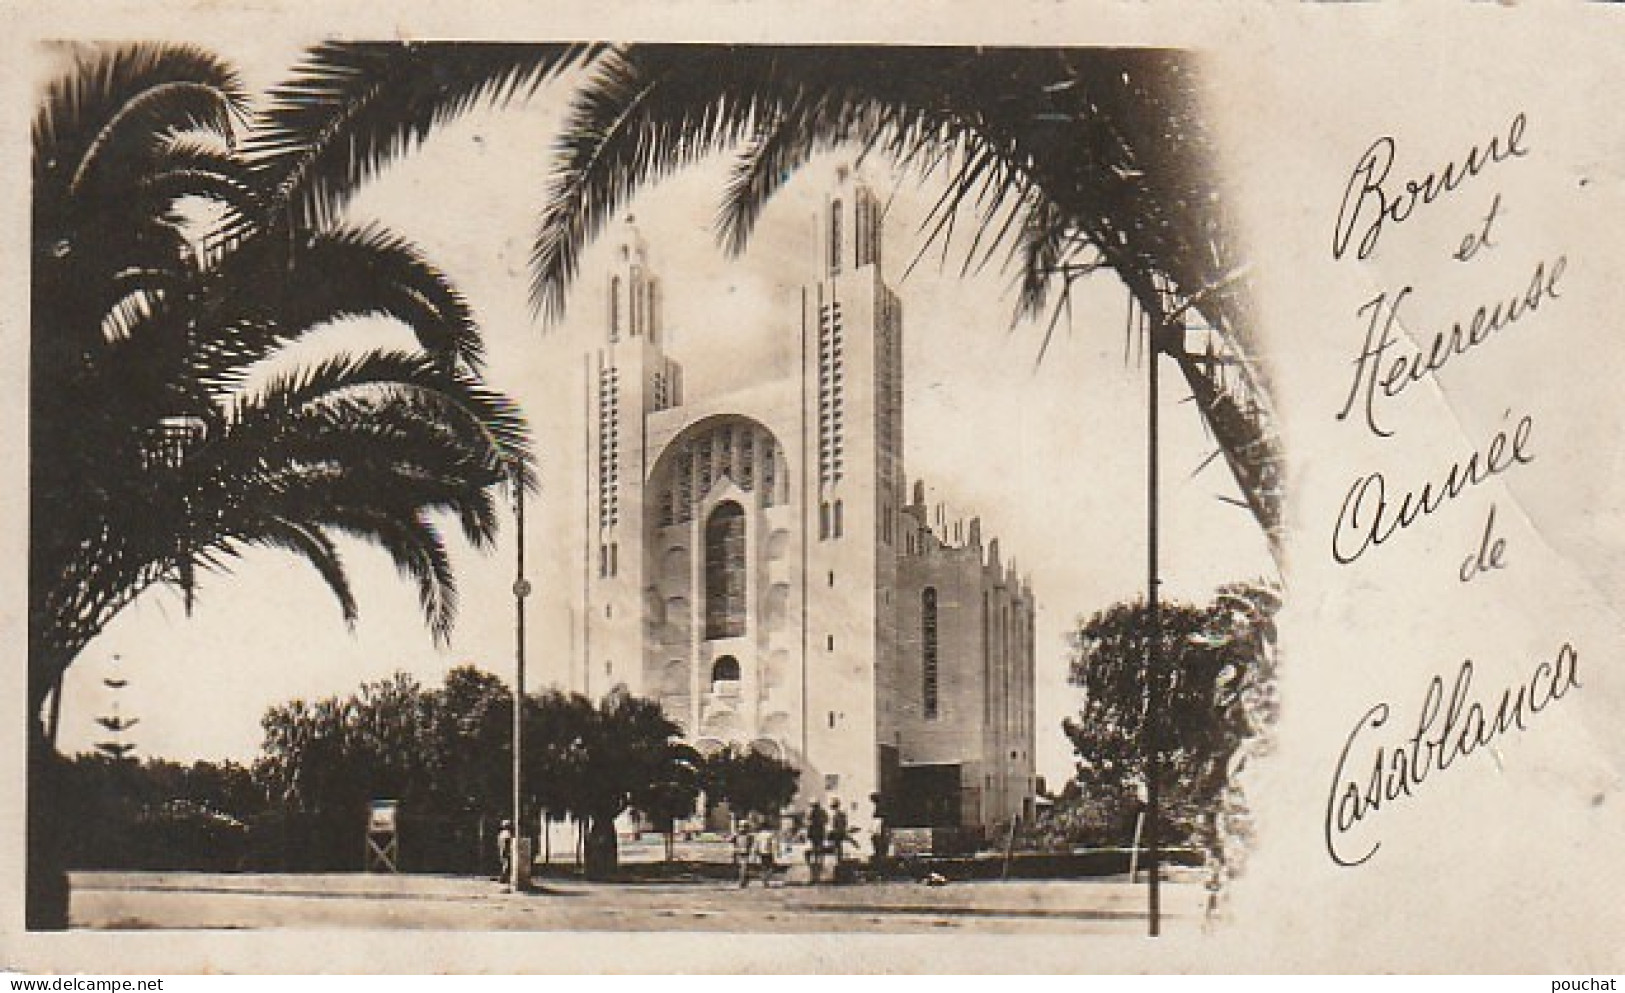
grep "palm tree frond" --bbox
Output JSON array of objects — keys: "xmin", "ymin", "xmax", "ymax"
[
  {"xmin": 227, "ymin": 348, "xmax": 530, "ymax": 485},
  {"xmin": 247, "ymin": 41, "xmax": 599, "ymax": 231},
  {"xmin": 328, "ymin": 508, "xmax": 457, "ymax": 644},
  {"xmin": 242, "ymin": 520, "xmax": 358, "ymax": 627},
  {"xmin": 187, "ymin": 223, "xmax": 487, "ymax": 391},
  {"xmin": 34, "ymin": 42, "xmax": 248, "ymax": 197},
  {"xmin": 531, "ymin": 46, "xmax": 786, "ymax": 320}
]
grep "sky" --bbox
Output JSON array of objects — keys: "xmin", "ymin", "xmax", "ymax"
[{"xmin": 52, "ymin": 43, "xmax": 1277, "ymax": 787}]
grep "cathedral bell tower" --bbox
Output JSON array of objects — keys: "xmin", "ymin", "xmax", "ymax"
[
  {"xmin": 799, "ymin": 167, "xmax": 904, "ymax": 820},
  {"xmin": 583, "ymin": 217, "xmax": 682, "ymax": 698}
]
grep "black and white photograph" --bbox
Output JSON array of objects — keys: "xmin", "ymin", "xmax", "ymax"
[{"xmin": 7, "ymin": 1, "xmax": 1625, "ymax": 976}]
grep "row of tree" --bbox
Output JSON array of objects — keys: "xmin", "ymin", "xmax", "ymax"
[
  {"xmin": 61, "ymin": 576, "xmax": 1277, "ymax": 878},
  {"xmin": 56, "ymin": 669, "xmax": 800, "ymax": 878},
  {"xmin": 55, "ymin": 753, "xmax": 268, "ymax": 872},
  {"xmin": 255, "ymin": 668, "xmax": 797, "ymax": 876}
]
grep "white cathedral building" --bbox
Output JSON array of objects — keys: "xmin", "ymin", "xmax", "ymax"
[{"xmin": 578, "ymin": 170, "xmax": 1036, "ymax": 836}]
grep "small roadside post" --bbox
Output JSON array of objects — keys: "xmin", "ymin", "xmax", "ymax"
[{"xmin": 365, "ymin": 799, "xmax": 400, "ymax": 873}]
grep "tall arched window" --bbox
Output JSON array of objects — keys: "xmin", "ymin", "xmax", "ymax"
[
  {"xmin": 705, "ymin": 502, "xmax": 747, "ymax": 639},
  {"xmin": 922, "ymin": 587, "xmax": 939, "ymax": 719}
]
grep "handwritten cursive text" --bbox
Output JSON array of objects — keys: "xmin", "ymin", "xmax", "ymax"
[
  {"xmin": 1325, "ymin": 642, "xmax": 1581, "ymax": 867},
  {"xmin": 1332, "ymin": 409, "xmax": 1535, "ymax": 566},
  {"xmin": 1333, "ymin": 112, "xmax": 1529, "ymax": 260},
  {"xmin": 1336, "ymin": 256, "xmax": 1564, "ymax": 439}
]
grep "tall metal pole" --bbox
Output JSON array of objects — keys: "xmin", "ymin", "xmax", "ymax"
[
  {"xmin": 1146, "ymin": 302, "xmax": 1163, "ymax": 938},
  {"xmin": 512, "ymin": 482, "xmax": 530, "ymax": 889}
]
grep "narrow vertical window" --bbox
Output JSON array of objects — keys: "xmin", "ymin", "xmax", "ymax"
[
  {"xmin": 855, "ymin": 193, "xmax": 874, "ymax": 269},
  {"xmin": 677, "ymin": 448, "xmax": 693, "ymax": 522},
  {"xmin": 762, "ymin": 445, "xmax": 777, "ymax": 507},
  {"xmin": 704, "ymin": 502, "xmax": 746, "ymax": 639},
  {"xmin": 923, "ymin": 586, "xmax": 939, "ymax": 719},
  {"xmin": 829, "ymin": 200, "xmax": 843, "ymax": 275},
  {"xmin": 833, "ymin": 499, "xmax": 844, "ymax": 538},
  {"xmin": 820, "ymin": 501, "xmax": 831, "ymax": 540},
  {"xmin": 629, "ymin": 266, "xmax": 644, "ymax": 335},
  {"xmin": 720, "ymin": 426, "xmax": 737, "ymax": 484},
  {"xmin": 609, "ymin": 276, "xmax": 621, "ymax": 340}
]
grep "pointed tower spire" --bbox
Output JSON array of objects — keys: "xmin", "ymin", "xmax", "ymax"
[{"xmin": 608, "ymin": 215, "xmax": 661, "ymax": 345}]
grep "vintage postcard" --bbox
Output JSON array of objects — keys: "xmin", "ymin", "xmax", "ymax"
[{"xmin": 2, "ymin": 0, "xmax": 1622, "ymax": 975}]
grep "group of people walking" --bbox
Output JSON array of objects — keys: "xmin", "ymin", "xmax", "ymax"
[
  {"xmin": 494, "ymin": 797, "xmax": 875, "ymax": 889},
  {"xmin": 734, "ymin": 797, "xmax": 856, "ymax": 887}
]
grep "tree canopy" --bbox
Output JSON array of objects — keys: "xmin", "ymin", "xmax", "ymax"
[
  {"xmin": 1062, "ymin": 581, "xmax": 1279, "ymax": 857},
  {"xmin": 700, "ymin": 745, "xmax": 801, "ymax": 821},
  {"xmin": 254, "ymin": 671, "xmax": 703, "ymax": 878}
]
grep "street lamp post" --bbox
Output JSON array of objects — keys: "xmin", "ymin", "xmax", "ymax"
[
  {"xmin": 1145, "ymin": 299, "xmax": 1163, "ymax": 938},
  {"xmin": 511, "ymin": 482, "xmax": 533, "ymax": 891}
]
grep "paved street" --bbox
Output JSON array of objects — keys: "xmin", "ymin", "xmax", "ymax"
[{"xmin": 69, "ymin": 870, "xmax": 1208, "ymax": 934}]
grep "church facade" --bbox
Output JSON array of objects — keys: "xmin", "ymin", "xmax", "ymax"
[{"xmin": 579, "ymin": 170, "xmax": 1036, "ymax": 836}]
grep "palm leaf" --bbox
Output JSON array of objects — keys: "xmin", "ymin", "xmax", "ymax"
[
  {"xmin": 185, "ymin": 223, "xmax": 489, "ymax": 398},
  {"xmin": 246, "ymin": 41, "xmax": 599, "ymax": 232},
  {"xmin": 241, "ymin": 520, "xmax": 359, "ymax": 626},
  {"xmin": 322, "ymin": 506, "xmax": 458, "ymax": 643},
  {"xmin": 33, "ymin": 42, "xmax": 248, "ymax": 202},
  {"xmin": 134, "ymin": 135, "xmax": 260, "ymax": 230},
  {"xmin": 225, "ymin": 349, "xmax": 531, "ymax": 485}
]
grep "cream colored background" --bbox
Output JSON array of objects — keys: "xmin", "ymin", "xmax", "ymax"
[{"xmin": 3, "ymin": 0, "xmax": 1623, "ymax": 974}]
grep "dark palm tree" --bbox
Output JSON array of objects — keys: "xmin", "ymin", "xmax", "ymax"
[
  {"xmin": 29, "ymin": 44, "xmax": 531, "ymax": 927},
  {"xmin": 247, "ymin": 43, "xmax": 1281, "ymax": 564},
  {"xmin": 31, "ymin": 42, "xmax": 250, "ymax": 928}
]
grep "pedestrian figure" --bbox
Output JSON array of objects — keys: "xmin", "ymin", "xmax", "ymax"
[
  {"xmin": 805, "ymin": 800, "xmax": 828, "ymax": 883},
  {"xmin": 870, "ymin": 813, "xmax": 890, "ymax": 876},
  {"xmin": 733, "ymin": 816, "xmax": 757, "ymax": 888},
  {"xmin": 497, "ymin": 819, "xmax": 514, "ymax": 886},
  {"xmin": 754, "ymin": 817, "xmax": 779, "ymax": 887},
  {"xmin": 829, "ymin": 798, "xmax": 850, "ymax": 877}
]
